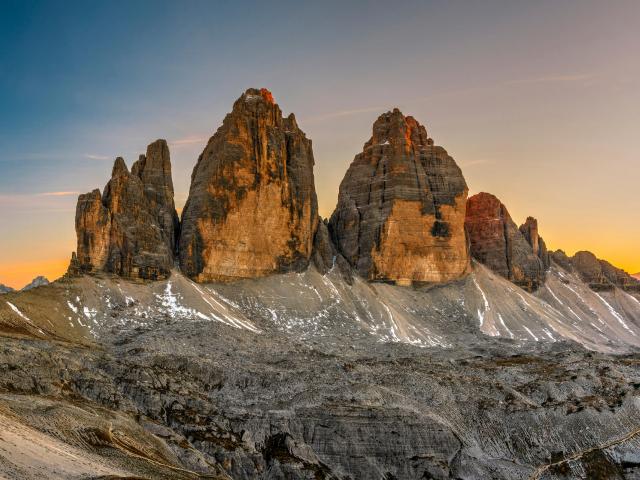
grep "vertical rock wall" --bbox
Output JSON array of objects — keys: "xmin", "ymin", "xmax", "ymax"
[
  {"xmin": 178, "ymin": 88, "xmax": 318, "ymax": 282},
  {"xmin": 329, "ymin": 109, "xmax": 469, "ymax": 285}
]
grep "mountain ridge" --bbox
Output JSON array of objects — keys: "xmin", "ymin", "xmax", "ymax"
[{"xmin": 1, "ymin": 88, "xmax": 640, "ymax": 479}]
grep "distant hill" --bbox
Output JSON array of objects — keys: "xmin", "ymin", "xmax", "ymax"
[
  {"xmin": 21, "ymin": 276, "xmax": 49, "ymax": 291},
  {"xmin": 0, "ymin": 284, "xmax": 14, "ymax": 294},
  {"xmin": 633, "ymin": 273, "xmax": 640, "ymax": 280}
]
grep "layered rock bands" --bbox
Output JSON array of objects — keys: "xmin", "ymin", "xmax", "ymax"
[
  {"xmin": 73, "ymin": 140, "xmax": 178, "ymax": 280},
  {"xmin": 329, "ymin": 109, "xmax": 470, "ymax": 286},
  {"xmin": 178, "ymin": 88, "xmax": 319, "ymax": 282}
]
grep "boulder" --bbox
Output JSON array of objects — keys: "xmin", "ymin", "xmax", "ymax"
[
  {"xmin": 465, "ymin": 192, "xmax": 545, "ymax": 291},
  {"xmin": 178, "ymin": 88, "xmax": 318, "ymax": 282},
  {"xmin": 329, "ymin": 109, "xmax": 469, "ymax": 285}
]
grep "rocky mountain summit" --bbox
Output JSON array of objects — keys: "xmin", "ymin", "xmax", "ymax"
[
  {"xmin": 552, "ymin": 249, "xmax": 640, "ymax": 293},
  {"xmin": 73, "ymin": 140, "xmax": 178, "ymax": 280},
  {"xmin": 20, "ymin": 276, "xmax": 49, "ymax": 291},
  {"xmin": 329, "ymin": 109, "xmax": 469, "ymax": 286},
  {"xmin": 465, "ymin": 192, "xmax": 547, "ymax": 291},
  {"xmin": 0, "ymin": 284, "xmax": 14, "ymax": 294},
  {"xmin": 179, "ymin": 88, "xmax": 319, "ymax": 282}
]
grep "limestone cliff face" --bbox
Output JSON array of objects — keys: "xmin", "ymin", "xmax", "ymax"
[
  {"xmin": 178, "ymin": 88, "xmax": 318, "ymax": 282},
  {"xmin": 519, "ymin": 217, "xmax": 551, "ymax": 269},
  {"xmin": 328, "ymin": 109, "xmax": 469, "ymax": 286},
  {"xmin": 75, "ymin": 189, "xmax": 111, "ymax": 273},
  {"xmin": 74, "ymin": 141, "xmax": 178, "ymax": 280},
  {"xmin": 131, "ymin": 139, "xmax": 180, "ymax": 254},
  {"xmin": 465, "ymin": 193, "xmax": 545, "ymax": 291}
]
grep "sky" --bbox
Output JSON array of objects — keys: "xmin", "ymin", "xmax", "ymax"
[{"xmin": 1, "ymin": 0, "xmax": 639, "ymax": 288}]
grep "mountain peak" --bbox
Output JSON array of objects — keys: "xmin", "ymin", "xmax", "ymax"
[
  {"xmin": 367, "ymin": 108, "xmax": 434, "ymax": 149},
  {"xmin": 242, "ymin": 87, "xmax": 275, "ymax": 105},
  {"xmin": 330, "ymin": 110, "xmax": 468, "ymax": 285},
  {"xmin": 111, "ymin": 157, "xmax": 129, "ymax": 177},
  {"xmin": 21, "ymin": 276, "xmax": 49, "ymax": 291},
  {"xmin": 178, "ymin": 88, "xmax": 318, "ymax": 282},
  {"xmin": 74, "ymin": 140, "xmax": 178, "ymax": 280},
  {"xmin": 465, "ymin": 192, "xmax": 546, "ymax": 291}
]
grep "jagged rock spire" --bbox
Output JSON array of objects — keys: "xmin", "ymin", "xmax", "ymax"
[{"xmin": 73, "ymin": 141, "xmax": 178, "ymax": 280}]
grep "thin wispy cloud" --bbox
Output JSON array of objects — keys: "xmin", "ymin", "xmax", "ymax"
[
  {"xmin": 170, "ymin": 135, "xmax": 208, "ymax": 146},
  {"xmin": 0, "ymin": 192, "xmax": 79, "ymax": 207},
  {"xmin": 84, "ymin": 154, "xmax": 110, "ymax": 160},
  {"xmin": 304, "ymin": 74, "xmax": 598, "ymax": 126},
  {"xmin": 301, "ymin": 106, "xmax": 387, "ymax": 124},
  {"xmin": 37, "ymin": 191, "xmax": 80, "ymax": 197},
  {"xmin": 505, "ymin": 73, "xmax": 596, "ymax": 86}
]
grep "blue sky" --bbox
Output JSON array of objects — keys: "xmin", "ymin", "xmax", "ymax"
[{"xmin": 1, "ymin": 0, "xmax": 639, "ymax": 287}]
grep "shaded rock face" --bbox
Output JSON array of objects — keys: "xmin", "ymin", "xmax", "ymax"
[
  {"xmin": 465, "ymin": 193, "xmax": 545, "ymax": 292},
  {"xmin": 311, "ymin": 219, "xmax": 354, "ymax": 284},
  {"xmin": 179, "ymin": 88, "xmax": 318, "ymax": 282},
  {"xmin": 329, "ymin": 109, "xmax": 469, "ymax": 286},
  {"xmin": 131, "ymin": 139, "xmax": 180, "ymax": 254},
  {"xmin": 567, "ymin": 250, "xmax": 640, "ymax": 292},
  {"xmin": 74, "ymin": 141, "xmax": 178, "ymax": 280},
  {"xmin": 21, "ymin": 276, "xmax": 49, "ymax": 291},
  {"xmin": 519, "ymin": 217, "xmax": 550, "ymax": 270},
  {"xmin": 550, "ymin": 249, "xmax": 574, "ymax": 272},
  {"xmin": 0, "ymin": 284, "xmax": 14, "ymax": 294}
]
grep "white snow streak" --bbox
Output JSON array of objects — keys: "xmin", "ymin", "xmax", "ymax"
[
  {"xmin": 472, "ymin": 277, "xmax": 489, "ymax": 327},
  {"xmin": 595, "ymin": 293, "xmax": 636, "ymax": 336},
  {"xmin": 523, "ymin": 326, "xmax": 539, "ymax": 341},
  {"xmin": 6, "ymin": 302, "xmax": 45, "ymax": 335},
  {"xmin": 497, "ymin": 314, "xmax": 514, "ymax": 338}
]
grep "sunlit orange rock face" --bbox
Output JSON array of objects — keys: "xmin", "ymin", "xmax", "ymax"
[
  {"xmin": 465, "ymin": 193, "xmax": 546, "ymax": 291},
  {"xmin": 74, "ymin": 140, "xmax": 178, "ymax": 280},
  {"xmin": 178, "ymin": 88, "xmax": 318, "ymax": 282},
  {"xmin": 329, "ymin": 109, "xmax": 470, "ymax": 286}
]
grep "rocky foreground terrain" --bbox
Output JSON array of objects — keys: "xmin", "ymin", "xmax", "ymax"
[
  {"xmin": 1, "ymin": 263, "xmax": 640, "ymax": 480},
  {"xmin": 1, "ymin": 88, "xmax": 640, "ymax": 479}
]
